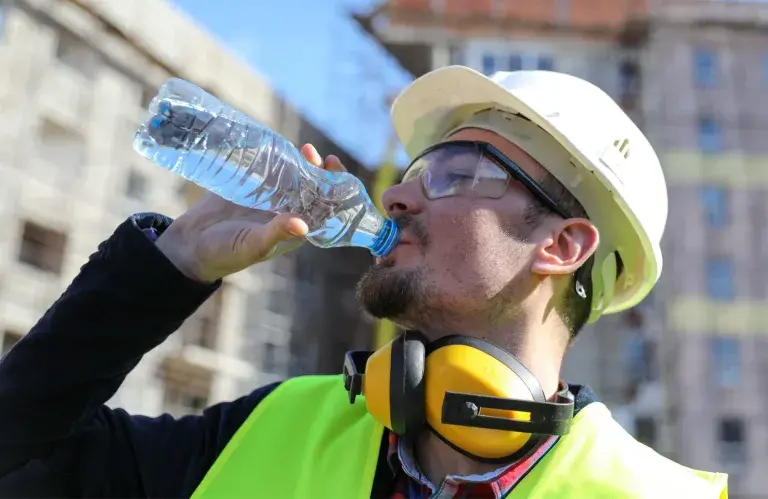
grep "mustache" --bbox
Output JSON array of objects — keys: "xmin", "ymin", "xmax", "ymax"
[{"xmin": 393, "ymin": 214, "xmax": 429, "ymax": 249}]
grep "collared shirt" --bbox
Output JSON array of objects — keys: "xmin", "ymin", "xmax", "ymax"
[{"xmin": 387, "ymin": 432, "xmax": 559, "ymax": 499}]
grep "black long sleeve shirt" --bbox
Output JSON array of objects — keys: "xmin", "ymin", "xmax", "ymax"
[{"xmin": 0, "ymin": 214, "xmax": 285, "ymax": 498}]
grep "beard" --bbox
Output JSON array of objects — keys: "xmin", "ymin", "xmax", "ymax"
[
  {"xmin": 355, "ymin": 208, "xmax": 536, "ymax": 331},
  {"xmin": 355, "ymin": 261, "xmax": 430, "ymax": 322},
  {"xmin": 355, "ymin": 214, "xmax": 432, "ymax": 323}
]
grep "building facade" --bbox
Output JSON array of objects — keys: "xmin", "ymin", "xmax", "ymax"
[
  {"xmin": 0, "ymin": 0, "xmax": 375, "ymax": 419},
  {"xmin": 355, "ymin": 0, "xmax": 768, "ymax": 494}
]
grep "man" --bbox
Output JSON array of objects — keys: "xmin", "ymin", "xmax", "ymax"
[{"xmin": 0, "ymin": 66, "xmax": 727, "ymax": 498}]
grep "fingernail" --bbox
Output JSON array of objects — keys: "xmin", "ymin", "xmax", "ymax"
[{"xmin": 287, "ymin": 225, "xmax": 304, "ymax": 237}]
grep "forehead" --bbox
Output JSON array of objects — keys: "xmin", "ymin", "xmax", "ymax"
[{"xmin": 441, "ymin": 128, "xmax": 548, "ymax": 181}]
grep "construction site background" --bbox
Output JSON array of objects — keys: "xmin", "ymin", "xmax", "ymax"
[
  {"xmin": 0, "ymin": 0, "xmax": 764, "ymax": 496},
  {"xmin": 357, "ymin": 0, "xmax": 768, "ymax": 496},
  {"xmin": 0, "ymin": 0, "xmax": 376, "ymax": 428}
]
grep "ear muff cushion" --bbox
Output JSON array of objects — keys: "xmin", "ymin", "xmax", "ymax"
[
  {"xmin": 389, "ymin": 331, "xmax": 427, "ymax": 437},
  {"xmin": 361, "ymin": 344, "xmax": 395, "ymax": 430},
  {"xmin": 424, "ymin": 335, "xmax": 548, "ymax": 462},
  {"xmin": 427, "ymin": 336, "xmax": 545, "ymax": 402}
]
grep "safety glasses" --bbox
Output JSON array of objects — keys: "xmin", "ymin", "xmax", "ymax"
[{"xmin": 401, "ymin": 141, "xmax": 571, "ymax": 219}]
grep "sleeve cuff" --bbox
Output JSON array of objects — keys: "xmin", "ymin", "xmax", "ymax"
[{"xmin": 82, "ymin": 213, "xmax": 221, "ymax": 318}]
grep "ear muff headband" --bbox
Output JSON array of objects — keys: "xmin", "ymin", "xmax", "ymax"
[{"xmin": 342, "ymin": 332, "xmax": 574, "ymax": 464}]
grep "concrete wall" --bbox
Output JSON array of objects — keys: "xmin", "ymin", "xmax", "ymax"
[{"xmin": 0, "ymin": 0, "xmax": 375, "ymax": 418}]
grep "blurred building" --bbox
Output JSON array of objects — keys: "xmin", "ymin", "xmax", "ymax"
[
  {"xmin": 355, "ymin": 0, "xmax": 768, "ymax": 494},
  {"xmin": 0, "ymin": 0, "xmax": 375, "ymax": 418}
]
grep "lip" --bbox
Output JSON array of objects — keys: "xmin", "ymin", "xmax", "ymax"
[
  {"xmin": 376, "ymin": 237, "xmax": 415, "ymax": 264},
  {"xmin": 396, "ymin": 231, "xmax": 416, "ymax": 246},
  {"xmin": 394, "ymin": 235, "xmax": 416, "ymax": 249}
]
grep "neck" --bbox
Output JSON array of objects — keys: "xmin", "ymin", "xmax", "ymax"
[
  {"xmin": 415, "ymin": 317, "xmax": 565, "ymax": 486},
  {"xmin": 508, "ymin": 336, "xmax": 563, "ymax": 400}
]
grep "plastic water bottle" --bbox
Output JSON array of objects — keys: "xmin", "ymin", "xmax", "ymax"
[{"xmin": 132, "ymin": 78, "xmax": 398, "ymax": 257}]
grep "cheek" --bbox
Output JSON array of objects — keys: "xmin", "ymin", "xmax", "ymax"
[{"xmin": 426, "ymin": 203, "xmax": 528, "ymax": 285}]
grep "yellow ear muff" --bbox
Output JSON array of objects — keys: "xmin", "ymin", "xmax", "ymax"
[
  {"xmin": 361, "ymin": 331, "xmax": 427, "ymax": 436},
  {"xmin": 425, "ymin": 336, "xmax": 543, "ymax": 461},
  {"xmin": 342, "ymin": 333, "xmax": 573, "ymax": 464},
  {"xmin": 360, "ymin": 341, "xmax": 394, "ymax": 430}
]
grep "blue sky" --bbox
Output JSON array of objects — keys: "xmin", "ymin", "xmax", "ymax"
[{"xmin": 171, "ymin": 0, "xmax": 413, "ymax": 169}]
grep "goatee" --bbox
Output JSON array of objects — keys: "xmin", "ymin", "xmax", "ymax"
[
  {"xmin": 355, "ymin": 262, "xmax": 429, "ymax": 320},
  {"xmin": 356, "ymin": 213, "xmax": 433, "ymax": 321}
]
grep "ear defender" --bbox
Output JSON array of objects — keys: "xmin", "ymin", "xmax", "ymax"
[
  {"xmin": 343, "ymin": 333, "xmax": 574, "ymax": 463},
  {"xmin": 344, "ymin": 331, "xmax": 427, "ymax": 439}
]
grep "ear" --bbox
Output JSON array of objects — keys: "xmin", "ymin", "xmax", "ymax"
[{"xmin": 530, "ymin": 219, "xmax": 599, "ymax": 276}]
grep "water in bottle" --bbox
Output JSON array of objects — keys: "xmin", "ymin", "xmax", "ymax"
[{"xmin": 132, "ymin": 78, "xmax": 398, "ymax": 257}]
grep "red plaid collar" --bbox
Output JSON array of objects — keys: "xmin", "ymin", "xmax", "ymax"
[{"xmin": 386, "ymin": 431, "xmax": 559, "ymax": 498}]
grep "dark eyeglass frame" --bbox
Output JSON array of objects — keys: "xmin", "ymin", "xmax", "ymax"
[{"xmin": 402, "ymin": 140, "xmax": 573, "ymax": 220}]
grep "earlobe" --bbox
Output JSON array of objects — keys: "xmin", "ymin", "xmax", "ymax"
[{"xmin": 530, "ymin": 219, "xmax": 599, "ymax": 276}]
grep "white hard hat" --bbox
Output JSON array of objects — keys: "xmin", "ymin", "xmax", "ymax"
[{"xmin": 390, "ymin": 65, "xmax": 668, "ymax": 323}]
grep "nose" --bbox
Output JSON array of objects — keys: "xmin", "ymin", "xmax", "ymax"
[{"xmin": 381, "ymin": 180, "xmax": 424, "ymax": 218}]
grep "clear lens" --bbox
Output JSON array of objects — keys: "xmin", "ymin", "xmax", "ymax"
[{"xmin": 403, "ymin": 143, "xmax": 510, "ymax": 200}]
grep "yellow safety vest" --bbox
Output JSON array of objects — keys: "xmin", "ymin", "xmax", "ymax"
[{"xmin": 191, "ymin": 375, "xmax": 728, "ymax": 498}]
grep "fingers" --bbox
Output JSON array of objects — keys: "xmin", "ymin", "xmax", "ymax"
[
  {"xmin": 324, "ymin": 154, "xmax": 347, "ymax": 173},
  {"xmin": 300, "ymin": 143, "xmax": 347, "ymax": 173},
  {"xmin": 263, "ymin": 237, "xmax": 305, "ymax": 261},
  {"xmin": 301, "ymin": 144, "xmax": 323, "ymax": 167},
  {"xmin": 260, "ymin": 213, "xmax": 308, "ymax": 249}
]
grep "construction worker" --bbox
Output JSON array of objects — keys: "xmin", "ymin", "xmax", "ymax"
[{"xmin": 0, "ymin": 66, "xmax": 727, "ymax": 498}]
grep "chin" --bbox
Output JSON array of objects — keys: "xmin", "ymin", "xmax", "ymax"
[{"xmin": 356, "ymin": 263, "xmax": 430, "ymax": 323}]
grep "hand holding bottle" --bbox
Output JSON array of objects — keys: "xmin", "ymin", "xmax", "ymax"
[
  {"xmin": 156, "ymin": 144, "xmax": 347, "ymax": 283},
  {"xmin": 134, "ymin": 78, "xmax": 399, "ymax": 259}
]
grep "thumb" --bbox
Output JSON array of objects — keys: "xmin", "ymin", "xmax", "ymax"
[{"xmin": 258, "ymin": 213, "xmax": 308, "ymax": 250}]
